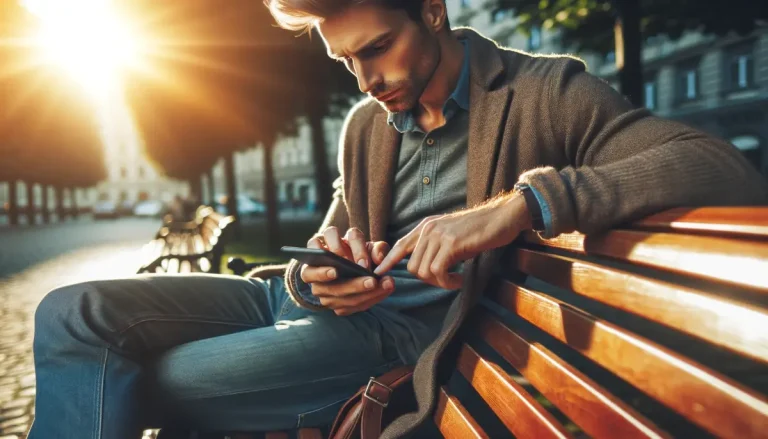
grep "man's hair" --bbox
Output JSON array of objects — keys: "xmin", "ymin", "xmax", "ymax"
[{"xmin": 265, "ymin": 0, "xmax": 447, "ymax": 34}]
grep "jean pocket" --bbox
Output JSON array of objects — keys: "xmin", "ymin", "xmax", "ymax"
[
  {"xmin": 295, "ymin": 360, "xmax": 404, "ymax": 429},
  {"xmin": 296, "ymin": 396, "xmax": 350, "ymax": 429}
]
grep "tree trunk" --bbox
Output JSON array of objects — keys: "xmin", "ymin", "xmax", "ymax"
[
  {"xmin": 26, "ymin": 182, "xmax": 36, "ymax": 225},
  {"xmin": 308, "ymin": 109, "xmax": 333, "ymax": 214},
  {"xmin": 223, "ymin": 151, "xmax": 241, "ymax": 239},
  {"xmin": 54, "ymin": 186, "xmax": 65, "ymax": 221},
  {"xmin": 70, "ymin": 187, "xmax": 79, "ymax": 219},
  {"xmin": 613, "ymin": 0, "xmax": 644, "ymax": 108},
  {"xmin": 263, "ymin": 141, "xmax": 281, "ymax": 256},
  {"xmin": 188, "ymin": 175, "xmax": 202, "ymax": 203},
  {"xmin": 206, "ymin": 169, "xmax": 216, "ymax": 206},
  {"xmin": 7, "ymin": 181, "xmax": 19, "ymax": 226},
  {"xmin": 41, "ymin": 185, "xmax": 50, "ymax": 224}
]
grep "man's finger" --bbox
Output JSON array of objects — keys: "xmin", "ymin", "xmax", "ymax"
[
  {"xmin": 374, "ymin": 236, "xmax": 414, "ymax": 275},
  {"xmin": 307, "ymin": 234, "xmax": 325, "ymax": 249},
  {"xmin": 345, "ymin": 228, "xmax": 370, "ymax": 269},
  {"xmin": 370, "ymin": 241, "xmax": 391, "ymax": 266},
  {"xmin": 325, "ymin": 277, "xmax": 395, "ymax": 315},
  {"xmin": 430, "ymin": 246, "xmax": 459, "ymax": 289},
  {"xmin": 417, "ymin": 239, "xmax": 441, "ymax": 280},
  {"xmin": 311, "ymin": 276, "xmax": 379, "ymax": 298},
  {"xmin": 323, "ymin": 227, "xmax": 353, "ymax": 260},
  {"xmin": 300, "ymin": 265, "xmax": 338, "ymax": 283}
]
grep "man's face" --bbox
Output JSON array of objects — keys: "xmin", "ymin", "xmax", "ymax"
[{"xmin": 317, "ymin": 2, "xmax": 440, "ymax": 113}]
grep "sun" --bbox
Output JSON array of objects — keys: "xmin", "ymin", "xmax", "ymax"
[{"xmin": 23, "ymin": 0, "xmax": 144, "ymax": 98}]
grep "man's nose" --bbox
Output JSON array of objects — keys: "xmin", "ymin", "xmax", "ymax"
[{"xmin": 355, "ymin": 62, "xmax": 379, "ymax": 94}]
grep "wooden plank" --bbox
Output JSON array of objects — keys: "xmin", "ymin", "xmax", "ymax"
[
  {"xmin": 434, "ymin": 386, "xmax": 489, "ymax": 439},
  {"xmin": 457, "ymin": 344, "xmax": 573, "ymax": 439},
  {"xmin": 476, "ymin": 311, "xmax": 669, "ymax": 439},
  {"xmin": 629, "ymin": 207, "xmax": 768, "ymax": 238},
  {"xmin": 296, "ymin": 429, "xmax": 323, "ymax": 439},
  {"xmin": 521, "ymin": 230, "xmax": 768, "ymax": 291},
  {"xmin": 515, "ymin": 248, "xmax": 768, "ymax": 364},
  {"xmin": 492, "ymin": 283, "xmax": 768, "ymax": 439}
]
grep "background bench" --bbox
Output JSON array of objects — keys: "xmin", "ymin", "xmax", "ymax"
[
  {"xmin": 137, "ymin": 206, "xmax": 235, "ymax": 275},
  {"xmin": 158, "ymin": 207, "xmax": 768, "ymax": 439}
]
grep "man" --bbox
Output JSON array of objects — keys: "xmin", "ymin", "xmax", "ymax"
[{"xmin": 29, "ymin": 1, "xmax": 766, "ymax": 438}]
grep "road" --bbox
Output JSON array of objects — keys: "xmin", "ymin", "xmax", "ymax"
[{"xmin": 0, "ymin": 217, "xmax": 160, "ymax": 438}]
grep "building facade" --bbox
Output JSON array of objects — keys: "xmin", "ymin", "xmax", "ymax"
[{"xmin": 446, "ymin": 0, "xmax": 768, "ymax": 175}]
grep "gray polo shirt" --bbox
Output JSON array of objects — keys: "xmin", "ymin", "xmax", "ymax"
[
  {"xmin": 373, "ymin": 39, "xmax": 471, "ymax": 310},
  {"xmin": 297, "ymin": 40, "xmax": 470, "ymax": 312}
]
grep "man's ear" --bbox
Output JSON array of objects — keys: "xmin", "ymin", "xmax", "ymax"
[{"xmin": 422, "ymin": 0, "xmax": 448, "ymax": 33}]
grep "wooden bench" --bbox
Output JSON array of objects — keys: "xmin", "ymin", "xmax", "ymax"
[
  {"xmin": 137, "ymin": 205, "xmax": 235, "ymax": 275},
  {"xmin": 159, "ymin": 207, "xmax": 768, "ymax": 439}
]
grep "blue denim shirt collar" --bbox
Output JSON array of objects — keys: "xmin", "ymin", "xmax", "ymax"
[{"xmin": 388, "ymin": 39, "xmax": 470, "ymax": 134}]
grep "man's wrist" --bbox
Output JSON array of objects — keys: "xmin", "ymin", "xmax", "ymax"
[{"xmin": 498, "ymin": 192, "xmax": 531, "ymax": 243}]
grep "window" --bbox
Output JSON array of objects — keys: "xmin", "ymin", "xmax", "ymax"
[
  {"xmin": 725, "ymin": 43, "xmax": 755, "ymax": 91},
  {"xmin": 528, "ymin": 26, "xmax": 542, "ymax": 51},
  {"xmin": 491, "ymin": 9, "xmax": 508, "ymax": 23},
  {"xmin": 138, "ymin": 166, "xmax": 145, "ymax": 178},
  {"xmin": 120, "ymin": 167, "xmax": 128, "ymax": 179},
  {"xmin": 644, "ymin": 76, "xmax": 657, "ymax": 110},
  {"xmin": 676, "ymin": 61, "xmax": 700, "ymax": 102}
]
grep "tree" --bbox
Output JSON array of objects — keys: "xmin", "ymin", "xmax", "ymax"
[
  {"xmin": 278, "ymin": 33, "xmax": 360, "ymax": 214},
  {"xmin": 120, "ymin": 0, "xmax": 357, "ymax": 249},
  {"xmin": 1, "ymin": 1, "xmax": 105, "ymax": 224},
  {"xmin": 493, "ymin": 0, "xmax": 768, "ymax": 107}
]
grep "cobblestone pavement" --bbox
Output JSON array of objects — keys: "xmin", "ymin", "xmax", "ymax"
[{"xmin": 0, "ymin": 217, "xmax": 160, "ymax": 438}]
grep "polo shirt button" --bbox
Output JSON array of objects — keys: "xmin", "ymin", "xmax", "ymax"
[
  {"xmin": 423, "ymin": 176, "xmax": 431, "ymax": 185},
  {"xmin": 426, "ymin": 138, "xmax": 435, "ymax": 145}
]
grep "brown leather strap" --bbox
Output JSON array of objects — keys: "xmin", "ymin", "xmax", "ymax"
[{"xmin": 360, "ymin": 366, "xmax": 414, "ymax": 439}]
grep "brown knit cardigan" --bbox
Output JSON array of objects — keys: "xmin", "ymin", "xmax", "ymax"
[{"xmin": 248, "ymin": 28, "xmax": 768, "ymax": 438}]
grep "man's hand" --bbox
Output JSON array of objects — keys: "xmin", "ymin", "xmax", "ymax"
[
  {"xmin": 299, "ymin": 226, "xmax": 395, "ymax": 316},
  {"xmin": 374, "ymin": 193, "xmax": 531, "ymax": 289}
]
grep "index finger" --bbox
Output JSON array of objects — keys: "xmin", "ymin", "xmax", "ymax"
[
  {"xmin": 307, "ymin": 234, "xmax": 325, "ymax": 249},
  {"xmin": 373, "ymin": 236, "xmax": 413, "ymax": 275}
]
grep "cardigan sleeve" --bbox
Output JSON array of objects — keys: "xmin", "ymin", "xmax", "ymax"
[{"xmin": 518, "ymin": 59, "xmax": 768, "ymax": 238}]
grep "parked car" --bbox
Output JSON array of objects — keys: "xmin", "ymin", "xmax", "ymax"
[
  {"xmin": 133, "ymin": 200, "xmax": 166, "ymax": 218},
  {"xmin": 215, "ymin": 194, "xmax": 266, "ymax": 217},
  {"xmin": 92, "ymin": 200, "xmax": 119, "ymax": 219}
]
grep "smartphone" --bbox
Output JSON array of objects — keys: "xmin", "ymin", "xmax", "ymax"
[{"xmin": 280, "ymin": 246, "xmax": 382, "ymax": 280}]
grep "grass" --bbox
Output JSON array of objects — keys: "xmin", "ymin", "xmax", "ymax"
[{"xmin": 219, "ymin": 217, "xmax": 323, "ymax": 273}]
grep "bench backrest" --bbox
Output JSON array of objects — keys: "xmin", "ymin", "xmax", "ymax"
[{"xmin": 435, "ymin": 207, "xmax": 768, "ymax": 439}]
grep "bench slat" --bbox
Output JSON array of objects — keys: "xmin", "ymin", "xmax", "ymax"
[
  {"xmin": 457, "ymin": 344, "xmax": 573, "ymax": 439},
  {"xmin": 492, "ymin": 283, "xmax": 768, "ymax": 439},
  {"xmin": 629, "ymin": 207, "xmax": 768, "ymax": 238},
  {"xmin": 476, "ymin": 311, "xmax": 669, "ymax": 439},
  {"xmin": 435, "ymin": 386, "xmax": 489, "ymax": 439},
  {"xmin": 515, "ymin": 248, "xmax": 768, "ymax": 364},
  {"xmin": 521, "ymin": 230, "xmax": 768, "ymax": 292}
]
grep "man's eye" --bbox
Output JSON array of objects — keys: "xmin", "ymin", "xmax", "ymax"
[{"xmin": 372, "ymin": 43, "xmax": 389, "ymax": 53}]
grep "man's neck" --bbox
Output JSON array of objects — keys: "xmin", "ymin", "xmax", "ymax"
[{"xmin": 414, "ymin": 34, "xmax": 465, "ymax": 132}]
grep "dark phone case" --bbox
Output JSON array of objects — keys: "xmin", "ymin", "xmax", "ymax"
[{"xmin": 280, "ymin": 246, "xmax": 381, "ymax": 280}]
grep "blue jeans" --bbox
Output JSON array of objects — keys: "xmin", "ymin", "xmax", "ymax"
[{"xmin": 28, "ymin": 274, "xmax": 449, "ymax": 439}]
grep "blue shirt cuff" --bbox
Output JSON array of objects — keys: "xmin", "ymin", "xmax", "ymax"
[
  {"xmin": 294, "ymin": 265, "xmax": 322, "ymax": 307},
  {"xmin": 515, "ymin": 183, "xmax": 553, "ymax": 237}
]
